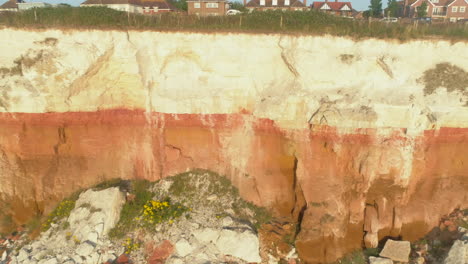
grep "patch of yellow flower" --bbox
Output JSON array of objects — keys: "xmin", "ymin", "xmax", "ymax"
[
  {"xmin": 138, "ymin": 198, "xmax": 189, "ymax": 227},
  {"xmin": 123, "ymin": 237, "xmax": 140, "ymax": 254},
  {"xmin": 73, "ymin": 236, "xmax": 81, "ymax": 244}
]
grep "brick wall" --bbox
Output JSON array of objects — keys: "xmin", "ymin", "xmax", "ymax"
[
  {"xmin": 188, "ymin": 1, "xmax": 227, "ymax": 16},
  {"xmin": 446, "ymin": 0, "xmax": 468, "ymax": 21}
]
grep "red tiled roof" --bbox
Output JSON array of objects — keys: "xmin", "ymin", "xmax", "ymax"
[
  {"xmin": 245, "ymin": 0, "xmax": 306, "ymax": 8},
  {"xmin": 0, "ymin": 0, "xmax": 23, "ymax": 9},
  {"xmin": 432, "ymin": 0, "xmax": 455, "ymax": 6},
  {"xmin": 312, "ymin": 1, "xmax": 352, "ymax": 11},
  {"xmin": 409, "ymin": 0, "xmax": 462, "ymax": 6}
]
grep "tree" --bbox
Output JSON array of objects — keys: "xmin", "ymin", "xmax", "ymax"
[
  {"xmin": 417, "ymin": 1, "xmax": 428, "ymax": 18},
  {"xmin": 386, "ymin": 0, "xmax": 398, "ymax": 17},
  {"xmin": 363, "ymin": 10, "xmax": 371, "ymax": 19},
  {"xmin": 369, "ymin": 0, "xmax": 383, "ymax": 18},
  {"xmin": 169, "ymin": 0, "xmax": 187, "ymax": 11},
  {"xmin": 228, "ymin": 1, "xmax": 246, "ymax": 11}
]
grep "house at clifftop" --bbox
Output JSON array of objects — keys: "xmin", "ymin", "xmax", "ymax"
[
  {"xmin": 0, "ymin": 0, "xmax": 50, "ymax": 11},
  {"xmin": 244, "ymin": 0, "xmax": 308, "ymax": 12},
  {"xmin": 398, "ymin": 0, "xmax": 468, "ymax": 22},
  {"xmin": 311, "ymin": 0, "xmax": 353, "ymax": 17},
  {"xmin": 0, "ymin": 0, "xmax": 22, "ymax": 11},
  {"xmin": 187, "ymin": 0, "xmax": 228, "ymax": 16},
  {"xmin": 80, "ymin": 0, "xmax": 176, "ymax": 14}
]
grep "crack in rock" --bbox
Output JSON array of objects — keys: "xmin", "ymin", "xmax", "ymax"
[{"xmin": 278, "ymin": 36, "xmax": 299, "ymax": 78}]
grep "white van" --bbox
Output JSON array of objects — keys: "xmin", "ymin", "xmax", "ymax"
[
  {"xmin": 380, "ymin": 17, "xmax": 398, "ymax": 23},
  {"xmin": 226, "ymin": 9, "xmax": 241, "ymax": 15}
]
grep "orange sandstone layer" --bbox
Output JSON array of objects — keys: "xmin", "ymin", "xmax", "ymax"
[{"xmin": 0, "ymin": 109, "xmax": 467, "ymax": 263}]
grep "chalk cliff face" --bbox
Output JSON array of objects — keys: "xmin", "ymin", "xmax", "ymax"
[{"xmin": 0, "ymin": 29, "xmax": 467, "ymax": 263}]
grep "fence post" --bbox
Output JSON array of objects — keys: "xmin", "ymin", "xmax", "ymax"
[
  {"xmin": 34, "ymin": 10, "xmax": 37, "ymax": 22},
  {"xmin": 239, "ymin": 15, "xmax": 242, "ymax": 28},
  {"xmin": 280, "ymin": 15, "xmax": 283, "ymax": 29}
]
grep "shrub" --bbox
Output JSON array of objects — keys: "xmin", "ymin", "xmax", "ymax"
[
  {"xmin": 109, "ymin": 180, "xmax": 153, "ymax": 239},
  {"xmin": 42, "ymin": 199, "xmax": 75, "ymax": 231}
]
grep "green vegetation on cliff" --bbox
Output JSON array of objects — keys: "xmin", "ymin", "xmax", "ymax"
[
  {"xmin": 108, "ymin": 170, "xmax": 273, "ymax": 240},
  {"xmin": 0, "ymin": 6, "xmax": 467, "ymax": 40}
]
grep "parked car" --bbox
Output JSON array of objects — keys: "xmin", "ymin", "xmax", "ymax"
[
  {"xmin": 226, "ymin": 9, "xmax": 241, "ymax": 15},
  {"xmin": 457, "ymin": 18, "xmax": 468, "ymax": 24},
  {"xmin": 381, "ymin": 17, "xmax": 398, "ymax": 23},
  {"xmin": 413, "ymin": 17, "xmax": 432, "ymax": 24}
]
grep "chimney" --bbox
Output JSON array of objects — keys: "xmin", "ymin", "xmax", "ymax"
[
  {"xmin": 303, "ymin": 0, "xmax": 306, "ymax": 6},
  {"xmin": 244, "ymin": 0, "xmax": 246, "ymax": 6},
  {"xmin": 335, "ymin": 0, "xmax": 337, "ymax": 2}
]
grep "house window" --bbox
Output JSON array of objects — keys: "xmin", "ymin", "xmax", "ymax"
[
  {"xmin": 284, "ymin": 0, "xmax": 289, "ymax": 5},
  {"xmin": 194, "ymin": 2, "xmax": 200, "ymax": 8},
  {"xmin": 206, "ymin": 2, "xmax": 218, "ymax": 8},
  {"xmin": 272, "ymin": 0, "xmax": 277, "ymax": 5},
  {"xmin": 450, "ymin": 17, "xmax": 456, "ymax": 22},
  {"xmin": 431, "ymin": 0, "xmax": 438, "ymax": 3},
  {"xmin": 260, "ymin": 0, "xmax": 265, "ymax": 6},
  {"xmin": 460, "ymin": 7, "xmax": 466, "ymax": 12},
  {"xmin": 452, "ymin": 6, "xmax": 458, "ymax": 12}
]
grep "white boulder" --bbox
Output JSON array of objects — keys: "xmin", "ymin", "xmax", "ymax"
[
  {"xmin": 215, "ymin": 229, "xmax": 261, "ymax": 263},
  {"xmin": 16, "ymin": 249, "xmax": 29, "ymax": 262},
  {"xmin": 444, "ymin": 240, "xmax": 468, "ymax": 264},
  {"xmin": 193, "ymin": 228, "xmax": 220, "ymax": 243},
  {"xmin": 379, "ymin": 239, "xmax": 411, "ymax": 262},
  {"xmin": 68, "ymin": 187, "xmax": 125, "ymax": 241},
  {"xmin": 175, "ymin": 239, "xmax": 194, "ymax": 257},
  {"xmin": 75, "ymin": 242, "xmax": 95, "ymax": 257}
]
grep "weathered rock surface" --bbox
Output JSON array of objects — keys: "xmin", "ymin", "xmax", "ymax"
[
  {"xmin": 69, "ymin": 187, "xmax": 125, "ymax": 242},
  {"xmin": 215, "ymin": 229, "xmax": 261, "ymax": 262},
  {"xmin": 5, "ymin": 188, "xmax": 125, "ymax": 264},
  {"xmin": 174, "ymin": 239, "xmax": 193, "ymax": 258},
  {"xmin": 444, "ymin": 238, "xmax": 468, "ymax": 264},
  {"xmin": 0, "ymin": 29, "xmax": 467, "ymax": 263},
  {"xmin": 379, "ymin": 240, "xmax": 411, "ymax": 263},
  {"xmin": 369, "ymin": 256, "xmax": 394, "ymax": 264}
]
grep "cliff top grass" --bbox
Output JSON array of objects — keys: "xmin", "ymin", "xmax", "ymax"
[{"xmin": 0, "ymin": 6, "xmax": 467, "ymax": 40}]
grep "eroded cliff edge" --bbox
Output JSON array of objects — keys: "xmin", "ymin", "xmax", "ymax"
[{"xmin": 0, "ymin": 29, "xmax": 467, "ymax": 263}]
